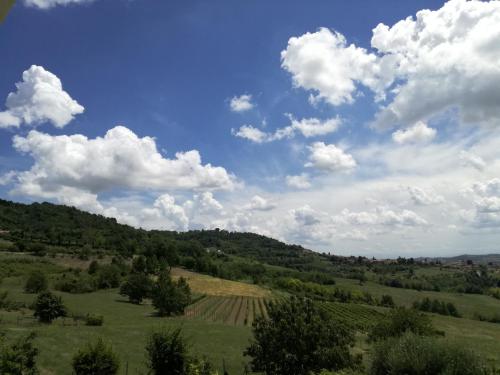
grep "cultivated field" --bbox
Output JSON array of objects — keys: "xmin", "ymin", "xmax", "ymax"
[
  {"xmin": 184, "ymin": 295, "xmax": 269, "ymax": 326},
  {"xmin": 171, "ymin": 267, "xmax": 271, "ymax": 298}
]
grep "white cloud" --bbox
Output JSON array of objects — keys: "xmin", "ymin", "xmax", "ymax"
[
  {"xmin": 141, "ymin": 194, "xmax": 189, "ymax": 231},
  {"xmin": 232, "ymin": 116, "xmax": 341, "ymax": 143},
  {"xmin": 407, "ymin": 186, "xmax": 444, "ymax": 206},
  {"xmin": 193, "ymin": 192, "xmax": 224, "ymax": 213},
  {"xmin": 0, "ymin": 171, "xmax": 16, "ymax": 186},
  {"xmin": 305, "ymin": 142, "xmax": 356, "ymax": 172},
  {"xmin": 460, "ymin": 150, "xmax": 486, "ymax": 171},
  {"xmin": 288, "ymin": 116, "xmax": 341, "ymax": 137},
  {"xmin": 23, "ymin": 0, "xmax": 93, "ymax": 9},
  {"xmin": 337, "ymin": 206, "xmax": 428, "ymax": 227},
  {"xmin": 231, "ymin": 125, "xmax": 268, "ymax": 143},
  {"xmin": 0, "ymin": 65, "xmax": 84, "ymax": 129},
  {"xmin": 286, "ymin": 173, "xmax": 311, "ymax": 189},
  {"xmin": 392, "ymin": 122, "xmax": 436, "ymax": 144},
  {"xmin": 245, "ymin": 195, "xmax": 276, "ymax": 211},
  {"xmin": 229, "ymin": 94, "xmax": 254, "ymax": 112},
  {"xmin": 282, "ymin": 1, "xmax": 500, "ymax": 129},
  {"xmin": 281, "ymin": 27, "xmax": 377, "ymax": 106},
  {"xmin": 9, "ymin": 126, "xmax": 235, "ymax": 206},
  {"xmin": 290, "ymin": 205, "xmax": 321, "ymax": 226}
]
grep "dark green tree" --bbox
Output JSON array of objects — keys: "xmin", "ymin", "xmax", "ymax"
[
  {"xmin": 145, "ymin": 328, "xmax": 215, "ymax": 375},
  {"xmin": 33, "ymin": 291, "xmax": 67, "ymax": 323},
  {"xmin": 245, "ymin": 297, "xmax": 358, "ymax": 375},
  {"xmin": 151, "ymin": 272, "xmax": 191, "ymax": 316},
  {"xmin": 96, "ymin": 265, "xmax": 122, "ymax": 289},
  {"xmin": 87, "ymin": 260, "xmax": 99, "ymax": 275},
  {"xmin": 0, "ymin": 332, "xmax": 39, "ymax": 375},
  {"xmin": 24, "ymin": 271, "xmax": 48, "ymax": 294},
  {"xmin": 72, "ymin": 338, "xmax": 119, "ymax": 375},
  {"xmin": 146, "ymin": 328, "xmax": 188, "ymax": 375},
  {"xmin": 119, "ymin": 273, "xmax": 152, "ymax": 304}
]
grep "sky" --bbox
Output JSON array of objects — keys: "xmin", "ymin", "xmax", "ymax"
[{"xmin": 1, "ymin": 0, "xmax": 500, "ymax": 258}]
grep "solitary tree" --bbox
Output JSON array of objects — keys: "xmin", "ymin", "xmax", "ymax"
[
  {"xmin": 151, "ymin": 272, "xmax": 191, "ymax": 316},
  {"xmin": 119, "ymin": 273, "xmax": 152, "ymax": 304},
  {"xmin": 245, "ymin": 297, "xmax": 359, "ymax": 375},
  {"xmin": 72, "ymin": 338, "xmax": 119, "ymax": 375},
  {"xmin": 33, "ymin": 291, "xmax": 67, "ymax": 323}
]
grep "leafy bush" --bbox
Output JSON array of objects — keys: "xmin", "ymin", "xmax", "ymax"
[
  {"xmin": 146, "ymin": 328, "xmax": 188, "ymax": 375},
  {"xmin": 413, "ymin": 297, "xmax": 460, "ymax": 317},
  {"xmin": 370, "ymin": 332, "xmax": 490, "ymax": 375},
  {"xmin": 0, "ymin": 291, "xmax": 25, "ymax": 311},
  {"xmin": 85, "ymin": 314, "xmax": 104, "ymax": 326},
  {"xmin": 72, "ymin": 338, "xmax": 119, "ymax": 375},
  {"xmin": 145, "ymin": 328, "xmax": 216, "ymax": 375},
  {"xmin": 368, "ymin": 307, "xmax": 437, "ymax": 342},
  {"xmin": 245, "ymin": 297, "xmax": 360, "ymax": 375},
  {"xmin": 379, "ymin": 294, "xmax": 395, "ymax": 308},
  {"xmin": 96, "ymin": 265, "xmax": 122, "ymax": 289},
  {"xmin": 24, "ymin": 271, "xmax": 48, "ymax": 294},
  {"xmin": 54, "ymin": 272, "xmax": 97, "ymax": 294},
  {"xmin": 33, "ymin": 291, "xmax": 67, "ymax": 323},
  {"xmin": 0, "ymin": 332, "xmax": 39, "ymax": 375},
  {"xmin": 87, "ymin": 260, "xmax": 99, "ymax": 275}
]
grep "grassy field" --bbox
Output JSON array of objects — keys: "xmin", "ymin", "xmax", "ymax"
[
  {"xmin": 0, "ymin": 255, "xmax": 500, "ymax": 373},
  {"xmin": 0, "ymin": 276, "xmax": 252, "ymax": 375},
  {"xmin": 334, "ymin": 277, "xmax": 500, "ymax": 319}
]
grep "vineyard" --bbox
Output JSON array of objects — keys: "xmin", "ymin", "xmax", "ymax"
[
  {"xmin": 184, "ymin": 295, "xmax": 270, "ymax": 326},
  {"xmin": 320, "ymin": 302, "xmax": 385, "ymax": 331}
]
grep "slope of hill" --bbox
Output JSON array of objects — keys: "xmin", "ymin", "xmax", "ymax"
[{"xmin": 0, "ymin": 199, "xmax": 334, "ymax": 275}]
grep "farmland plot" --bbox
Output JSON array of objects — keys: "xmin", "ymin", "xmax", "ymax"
[{"xmin": 184, "ymin": 295, "xmax": 270, "ymax": 326}]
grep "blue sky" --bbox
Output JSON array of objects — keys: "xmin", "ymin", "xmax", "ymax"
[{"xmin": 2, "ymin": 0, "xmax": 500, "ymax": 258}]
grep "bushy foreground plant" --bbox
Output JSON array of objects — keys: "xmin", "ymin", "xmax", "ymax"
[
  {"xmin": 0, "ymin": 332, "xmax": 38, "ymax": 375},
  {"xmin": 72, "ymin": 338, "xmax": 119, "ymax": 375},
  {"xmin": 370, "ymin": 332, "xmax": 491, "ymax": 375},
  {"xmin": 368, "ymin": 307, "xmax": 438, "ymax": 342},
  {"xmin": 245, "ymin": 297, "xmax": 360, "ymax": 375},
  {"xmin": 146, "ymin": 327, "xmax": 215, "ymax": 375}
]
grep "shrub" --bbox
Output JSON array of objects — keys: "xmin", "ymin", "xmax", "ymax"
[
  {"xmin": 0, "ymin": 332, "xmax": 39, "ymax": 375},
  {"xmin": 145, "ymin": 328, "xmax": 216, "ymax": 375},
  {"xmin": 368, "ymin": 307, "xmax": 437, "ymax": 342},
  {"xmin": 24, "ymin": 271, "xmax": 48, "ymax": 294},
  {"xmin": 72, "ymin": 338, "xmax": 119, "ymax": 375},
  {"xmin": 146, "ymin": 328, "xmax": 188, "ymax": 375},
  {"xmin": 245, "ymin": 297, "xmax": 360, "ymax": 375},
  {"xmin": 370, "ymin": 332, "xmax": 490, "ymax": 375},
  {"xmin": 119, "ymin": 273, "xmax": 152, "ymax": 304},
  {"xmin": 85, "ymin": 314, "xmax": 104, "ymax": 326},
  {"xmin": 87, "ymin": 260, "xmax": 99, "ymax": 275},
  {"xmin": 96, "ymin": 265, "xmax": 122, "ymax": 289},
  {"xmin": 33, "ymin": 291, "xmax": 67, "ymax": 323},
  {"xmin": 151, "ymin": 272, "xmax": 191, "ymax": 316},
  {"xmin": 379, "ymin": 294, "xmax": 395, "ymax": 308},
  {"xmin": 54, "ymin": 272, "xmax": 96, "ymax": 294}
]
